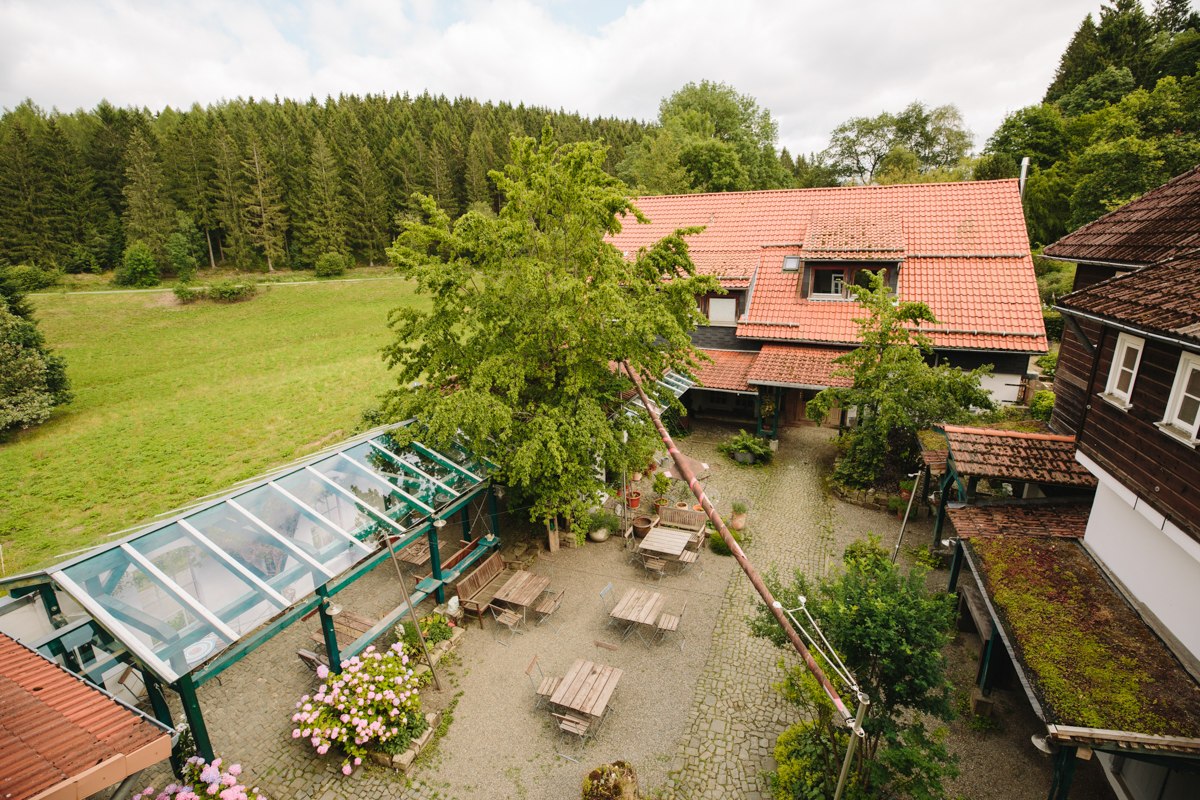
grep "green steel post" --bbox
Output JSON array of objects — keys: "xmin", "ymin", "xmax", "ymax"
[
  {"xmin": 1048, "ymin": 746, "xmax": 1078, "ymax": 800},
  {"xmin": 143, "ymin": 670, "xmax": 181, "ymax": 775},
  {"xmin": 488, "ymin": 487, "xmax": 500, "ymax": 537},
  {"xmin": 948, "ymin": 539, "xmax": 964, "ymax": 591},
  {"xmin": 429, "ymin": 526, "xmax": 445, "ymax": 604},
  {"xmin": 977, "ymin": 630, "xmax": 997, "ymax": 694},
  {"xmin": 966, "ymin": 475, "xmax": 979, "ymax": 502},
  {"xmin": 37, "ymin": 584, "xmax": 65, "ymax": 627},
  {"xmin": 461, "ymin": 505, "xmax": 472, "ymax": 541},
  {"xmin": 754, "ymin": 393, "xmax": 763, "ymax": 437},
  {"xmin": 933, "ymin": 473, "xmax": 953, "ymax": 541},
  {"xmin": 316, "ymin": 587, "xmax": 342, "ymax": 673},
  {"xmin": 176, "ymin": 675, "xmax": 213, "ymax": 762}
]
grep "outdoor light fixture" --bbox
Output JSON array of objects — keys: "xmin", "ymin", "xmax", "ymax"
[
  {"xmin": 494, "ymin": 485, "xmax": 505, "ymax": 498},
  {"xmin": 324, "ymin": 602, "xmax": 342, "ymax": 617},
  {"xmin": 1030, "ymin": 733, "xmax": 1053, "ymax": 755},
  {"xmin": 433, "ymin": 517, "xmax": 447, "ymax": 529}
]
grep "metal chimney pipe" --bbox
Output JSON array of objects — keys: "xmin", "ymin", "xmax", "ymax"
[{"xmin": 1019, "ymin": 156, "xmax": 1031, "ymax": 197}]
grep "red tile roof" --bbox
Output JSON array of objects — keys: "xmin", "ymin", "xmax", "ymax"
[
  {"xmin": 1044, "ymin": 163, "xmax": 1200, "ymax": 267},
  {"xmin": 948, "ymin": 502, "xmax": 1090, "ymax": 539},
  {"xmin": 0, "ymin": 633, "xmax": 171, "ymax": 800},
  {"xmin": 1059, "ymin": 256, "xmax": 1200, "ymax": 346},
  {"xmin": 608, "ymin": 181, "xmax": 1046, "ymax": 353},
  {"xmin": 745, "ymin": 344, "xmax": 853, "ymax": 388},
  {"xmin": 940, "ymin": 425, "xmax": 1097, "ymax": 487},
  {"xmin": 693, "ymin": 349, "xmax": 757, "ymax": 392}
]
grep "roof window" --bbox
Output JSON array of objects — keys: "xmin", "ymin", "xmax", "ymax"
[{"xmin": 782, "ymin": 255, "xmax": 801, "ymax": 272}]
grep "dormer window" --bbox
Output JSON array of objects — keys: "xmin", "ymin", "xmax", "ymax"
[
  {"xmin": 1159, "ymin": 352, "xmax": 1200, "ymax": 444},
  {"xmin": 812, "ymin": 268, "xmax": 845, "ymax": 297},
  {"xmin": 782, "ymin": 255, "xmax": 801, "ymax": 272},
  {"xmin": 804, "ymin": 265, "xmax": 894, "ymax": 300},
  {"xmin": 1102, "ymin": 333, "xmax": 1143, "ymax": 409}
]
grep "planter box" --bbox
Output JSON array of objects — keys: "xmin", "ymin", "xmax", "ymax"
[{"xmin": 369, "ymin": 711, "xmax": 441, "ymax": 772}]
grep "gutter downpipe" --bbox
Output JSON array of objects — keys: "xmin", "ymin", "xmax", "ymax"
[{"xmin": 621, "ymin": 360, "xmax": 853, "ymax": 724}]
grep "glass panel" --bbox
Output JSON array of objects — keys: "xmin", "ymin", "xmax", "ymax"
[
  {"xmin": 1116, "ymin": 368, "xmax": 1132, "ymax": 395},
  {"xmin": 234, "ymin": 483, "xmax": 363, "ymax": 575},
  {"xmin": 274, "ymin": 469, "xmax": 388, "ymax": 542},
  {"xmin": 345, "ymin": 442, "xmax": 456, "ymax": 510},
  {"xmin": 62, "ymin": 548, "xmax": 215, "ymax": 672},
  {"xmin": 1185, "ymin": 367, "xmax": 1200, "ymax": 398},
  {"xmin": 186, "ymin": 505, "xmax": 323, "ymax": 605},
  {"xmin": 131, "ymin": 523, "xmax": 276, "ymax": 636},
  {"xmin": 374, "ymin": 434, "xmax": 475, "ymax": 492},
  {"xmin": 1121, "ymin": 345, "xmax": 1140, "ymax": 371},
  {"xmin": 1178, "ymin": 395, "xmax": 1199, "ymax": 428},
  {"xmin": 311, "ymin": 454, "xmax": 425, "ymax": 530}
]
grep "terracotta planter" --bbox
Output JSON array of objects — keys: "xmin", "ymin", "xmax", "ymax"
[
  {"xmin": 654, "ymin": 498, "xmax": 668, "ymax": 511},
  {"xmin": 730, "ymin": 513, "xmax": 747, "ymax": 531},
  {"xmin": 632, "ymin": 516, "xmax": 654, "ymax": 538},
  {"xmin": 627, "ymin": 491, "xmax": 641, "ymax": 509},
  {"xmin": 631, "ymin": 471, "xmax": 643, "ymax": 482}
]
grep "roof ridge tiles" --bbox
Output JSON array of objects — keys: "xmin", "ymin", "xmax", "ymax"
[{"xmin": 940, "ymin": 424, "xmax": 1077, "ymax": 443}]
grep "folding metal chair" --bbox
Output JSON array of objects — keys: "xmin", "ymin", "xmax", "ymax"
[
  {"xmin": 656, "ymin": 599, "xmax": 687, "ymax": 651},
  {"xmin": 534, "ymin": 588, "xmax": 565, "ymax": 633},
  {"xmin": 491, "ymin": 604, "xmax": 523, "ymax": 646},
  {"xmin": 525, "ymin": 654, "xmax": 561, "ymax": 710},
  {"xmin": 641, "ymin": 554, "xmax": 667, "ymax": 581}
]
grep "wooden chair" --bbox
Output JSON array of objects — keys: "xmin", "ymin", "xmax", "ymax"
[
  {"xmin": 656, "ymin": 600, "xmax": 687, "ymax": 651},
  {"xmin": 525, "ymin": 655, "xmax": 561, "ymax": 710},
  {"xmin": 552, "ymin": 712, "xmax": 593, "ymax": 743},
  {"xmin": 533, "ymin": 588, "xmax": 565, "ymax": 633},
  {"xmin": 296, "ymin": 648, "xmax": 329, "ymax": 672},
  {"xmin": 491, "ymin": 604, "xmax": 523, "ymax": 646},
  {"xmin": 600, "ymin": 581, "xmax": 615, "ymax": 615},
  {"xmin": 677, "ymin": 549, "xmax": 700, "ymax": 574},
  {"xmin": 641, "ymin": 555, "xmax": 667, "ymax": 581}
]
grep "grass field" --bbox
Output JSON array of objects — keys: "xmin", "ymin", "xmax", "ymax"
[{"xmin": 0, "ymin": 278, "xmax": 426, "ymax": 577}]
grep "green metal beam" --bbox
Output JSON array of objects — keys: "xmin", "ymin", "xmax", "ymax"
[
  {"xmin": 461, "ymin": 505, "xmax": 472, "ymax": 541},
  {"xmin": 488, "ymin": 487, "xmax": 500, "ymax": 537},
  {"xmin": 977, "ymin": 630, "xmax": 998, "ymax": 695},
  {"xmin": 1047, "ymin": 746, "xmax": 1078, "ymax": 800},
  {"xmin": 192, "ymin": 594, "xmax": 324, "ymax": 686},
  {"xmin": 428, "ymin": 527, "xmax": 445, "ymax": 604},
  {"xmin": 948, "ymin": 539, "xmax": 964, "ymax": 592},
  {"xmin": 176, "ymin": 674, "xmax": 213, "ymax": 762},
  {"xmin": 316, "ymin": 586, "xmax": 342, "ymax": 673}
]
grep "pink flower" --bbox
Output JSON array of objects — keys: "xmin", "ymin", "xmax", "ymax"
[
  {"xmin": 353, "ymin": 757, "xmax": 362, "ymax": 766},
  {"xmin": 228, "ymin": 766, "xmax": 242, "ymax": 778},
  {"xmin": 341, "ymin": 764, "xmax": 352, "ymax": 776},
  {"xmin": 316, "ymin": 664, "xmax": 329, "ymax": 679},
  {"xmin": 292, "ymin": 729, "xmax": 302, "ymax": 738},
  {"xmin": 317, "ymin": 744, "xmax": 329, "ymax": 755}
]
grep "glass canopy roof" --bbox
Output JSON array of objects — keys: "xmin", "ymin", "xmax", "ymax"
[{"xmin": 36, "ymin": 424, "xmax": 488, "ymax": 684}]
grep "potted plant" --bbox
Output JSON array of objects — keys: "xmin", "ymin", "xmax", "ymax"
[
  {"xmin": 717, "ymin": 430, "xmax": 774, "ymax": 465},
  {"xmin": 627, "ymin": 490, "xmax": 641, "ymax": 509},
  {"xmin": 652, "ymin": 472, "xmax": 671, "ymax": 510},
  {"xmin": 899, "ymin": 478, "xmax": 916, "ymax": 500},
  {"xmin": 730, "ymin": 501, "xmax": 749, "ymax": 531},
  {"xmin": 588, "ymin": 510, "xmax": 621, "ymax": 543},
  {"xmin": 887, "ymin": 495, "xmax": 907, "ymax": 518}
]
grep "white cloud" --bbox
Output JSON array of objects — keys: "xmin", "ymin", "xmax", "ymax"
[{"xmin": 0, "ymin": 0, "xmax": 1099, "ymax": 151}]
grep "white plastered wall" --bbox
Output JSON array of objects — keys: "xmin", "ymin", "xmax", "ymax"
[{"xmin": 978, "ymin": 371, "xmax": 1022, "ymax": 405}]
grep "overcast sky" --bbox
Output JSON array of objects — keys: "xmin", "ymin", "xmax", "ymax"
[{"xmin": 1, "ymin": 0, "xmax": 1101, "ymax": 153}]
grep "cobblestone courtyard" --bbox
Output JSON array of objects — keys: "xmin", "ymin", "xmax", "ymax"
[{"xmin": 137, "ymin": 423, "xmax": 1114, "ymax": 799}]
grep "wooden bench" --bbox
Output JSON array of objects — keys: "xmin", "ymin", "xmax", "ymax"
[
  {"xmin": 455, "ymin": 551, "xmax": 509, "ymax": 628},
  {"xmin": 657, "ymin": 506, "xmax": 708, "ymax": 549}
]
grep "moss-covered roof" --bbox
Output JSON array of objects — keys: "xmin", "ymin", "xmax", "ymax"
[{"xmin": 968, "ymin": 536, "xmax": 1200, "ymax": 739}]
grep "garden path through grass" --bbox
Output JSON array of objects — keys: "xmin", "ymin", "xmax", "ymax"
[{"xmin": 1, "ymin": 278, "xmax": 425, "ymax": 576}]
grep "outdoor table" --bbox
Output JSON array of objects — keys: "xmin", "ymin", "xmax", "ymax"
[
  {"xmin": 638, "ymin": 526, "xmax": 692, "ymax": 559},
  {"xmin": 609, "ymin": 587, "xmax": 664, "ymax": 641},
  {"xmin": 398, "ymin": 539, "xmax": 431, "ymax": 568},
  {"xmin": 493, "ymin": 569, "xmax": 551, "ymax": 621},
  {"xmin": 550, "ymin": 658, "xmax": 624, "ymax": 719}
]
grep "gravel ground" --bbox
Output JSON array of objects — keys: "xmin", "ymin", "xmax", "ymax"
[{"xmin": 128, "ymin": 421, "xmax": 1117, "ymax": 800}]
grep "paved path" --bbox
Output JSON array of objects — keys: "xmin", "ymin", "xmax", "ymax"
[{"xmin": 655, "ymin": 424, "xmax": 842, "ymax": 799}]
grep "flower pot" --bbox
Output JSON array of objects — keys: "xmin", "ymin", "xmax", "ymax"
[
  {"xmin": 654, "ymin": 498, "xmax": 668, "ymax": 511},
  {"xmin": 588, "ymin": 527, "xmax": 611, "ymax": 543},
  {"xmin": 631, "ymin": 471, "xmax": 643, "ymax": 482},
  {"xmin": 733, "ymin": 451, "xmax": 755, "ymax": 465},
  {"xmin": 675, "ymin": 501, "xmax": 689, "ymax": 509},
  {"xmin": 627, "ymin": 491, "xmax": 641, "ymax": 509},
  {"xmin": 730, "ymin": 512, "xmax": 747, "ymax": 531},
  {"xmin": 632, "ymin": 516, "xmax": 653, "ymax": 538}
]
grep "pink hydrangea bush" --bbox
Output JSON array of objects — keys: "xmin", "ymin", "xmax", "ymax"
[
  {"xmin": 135, "ymin": 756, "xmax": 263, "ymax": 800},
  {"xmin": 292, "ymin": 642, "xmax": 428, "ymax": 774}
]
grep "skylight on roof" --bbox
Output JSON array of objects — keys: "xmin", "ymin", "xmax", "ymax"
[{"xmin": 782, "ymin": 255, "xmax": 800, "ymax": 272}]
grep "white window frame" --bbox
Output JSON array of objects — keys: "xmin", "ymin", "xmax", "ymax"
[
  {"xmin": 1159, "ymin": 351, "xmax": 1200, "ymax": 444},
  {"xmin": 1102, "ymin": 332, "xmax": 1144, "ymax": 409},
  {"xmin": 708, "ymin": 297, "xmax": 738, "ymax": 327},
  {"xmin": 810, "ymin": 268, "xmax": 848, "ymax": 299}
]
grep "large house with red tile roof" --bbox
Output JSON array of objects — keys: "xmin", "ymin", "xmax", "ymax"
[{"xmin": 608, "ymin": 179, "xmax": 1047, "ymax": 431}]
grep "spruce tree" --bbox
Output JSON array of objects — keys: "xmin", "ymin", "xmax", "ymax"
[
  {"xmin": 210, "ymin": 129, "xmax": 253, "ymax": 268},
  {"xmin": 1045, "ymin": 14, "xmax": 1106, "ymax": 102},
  {"xmin": 0, "ymin": 119, "xmax": 50, "ymax": 266},
  {"xmin": 122, "ymin": 129, "xmax": 176, "ymax": 264},
  {"xmin": 240, "ymin": 138, "xmax": 288, "ymax": 271},
  {"xmin": 299, "ymin": 131, "xmax": 348, "ymax": 265},
  {"xmin": 344, "ymin": 144, "xmax": 390, "ymax": 265}
]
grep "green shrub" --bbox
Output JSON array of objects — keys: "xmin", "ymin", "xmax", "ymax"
[
  {"xmin": 314, "ymin": 251, "xmax": 349, "ymax": 277},
  {"xmin": 165, "ymin": 230, "xmax": 198, "ymax": 282},
  {"xmin": 173, "ymin": 285, "xmax": 204, "ymax": 304},
  {"xmin": 652, "ymin": 471, "xmax": 671, "ymax": 497},
  {"xmin": 589, "ymin": 510, "xmax": 621, "ymax": 532},
  {"xmin": 1035, "ymin": 351, "xmax": 1058, "ymax": 379},
  {"xmin": 115, "ymin": 241, "xmax": 160, "ymax": 287},
  {"xmin": 207, "ymin": 280, "xmax": 258, "ymax": 303},
  {"xmin": 1030, "ymin": 390, "xmax": 1055, "ymax": 423},
  {"xmin": 717, "ymin": 429, "xmax": 774, "ymax": 464},
  {"xmin": 2, "ymin": 264, "xmax": 60, "ymax": 291},
  {"xmin": 709, "ymin": 527, "xmax": 746, "ymax": 556},
  {"xmin": 63, "ymin": 245, "xmax": 99, "ymax": 274},
  {"xmin": 1042, "ymin": 309, "xmax": 1064, "ymax": 342},
  {"xmin": 397, "ymin": 613, "xmax": 455, "ymax": 658}
]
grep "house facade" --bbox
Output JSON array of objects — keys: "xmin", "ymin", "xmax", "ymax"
[{"xmin": 608, "ymin": 180, "xmax": 1047, "ymax": 432}]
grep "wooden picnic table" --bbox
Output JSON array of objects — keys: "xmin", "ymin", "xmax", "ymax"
[
  {"xmin": 550, "ymin": 658, "xmax": 624, "ymax": 719},
  {"xmin": 493, "ymin": 569, "xmax": 551, "ymax": 618},
  {"xmin": 638, "ymin": 526, "xmax": 692, "ymax": 559},
  {"xmin": 398, "ymin": 538, "xmax": 431, "ymax": 567},
  {"xmin": 610, "ymin": 587, "xmax": 664, "ymax": 628}
]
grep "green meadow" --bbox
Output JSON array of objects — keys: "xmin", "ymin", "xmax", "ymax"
[{"xmin": 0, "ymin": 278, "xmax": 426, "ymax": 577}]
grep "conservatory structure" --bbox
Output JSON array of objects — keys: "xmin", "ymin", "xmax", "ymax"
[{"xmin": 0, "ymin": 422, "xmax": 499, "ymax": 762}]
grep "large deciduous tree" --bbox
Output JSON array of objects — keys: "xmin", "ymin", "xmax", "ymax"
[
  {"xmin": 0, "ymin": 274, "xmax": 71, "ymax": 435},
  {"xmin": 823, "ymin": 102, "xmax": 973, "ymax": 184},
  {"xmin": 751, "ymin": 537, "xmax": 958, "ymax": 800},
  {"xmin": 619, "ymin": 81, "xmax": 791, "ymax": 194},
  {"xmin": 380, "ymin": 127, "xmax": 718, "ymax": 525},
  {"xmin": 806, "ymin": 272, "xmax": 993, "ymax": 488}
]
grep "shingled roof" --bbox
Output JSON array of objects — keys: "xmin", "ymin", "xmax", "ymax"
[
  {"xmin": 608, "ymin": 180, "xmax": 1046, "ymax": 353},
  {"xmin": 693, "ymin": 349, "xmax": 756, "ymax": 392},
  {"xmin": 1059, "ymin": 256, "xmax": 1200, "ymax": 346},
  {"xmin": 1044, "ymin": 163, "xmax": 1200, "ymax": 268},
  {"xmin": 940, "ymin": 425, "xmax": 1097, "ymax": 488},
  {"xmin": 0, "ymin": 633, "xmax": 171, "ymax": 800},
  {"xmin": 745, "ymin": 344, "xmax": 853, "ymax": 389},
  {"xmin": 948, "ymin": 502, "xmax": 1091, "ymax": 539}
]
